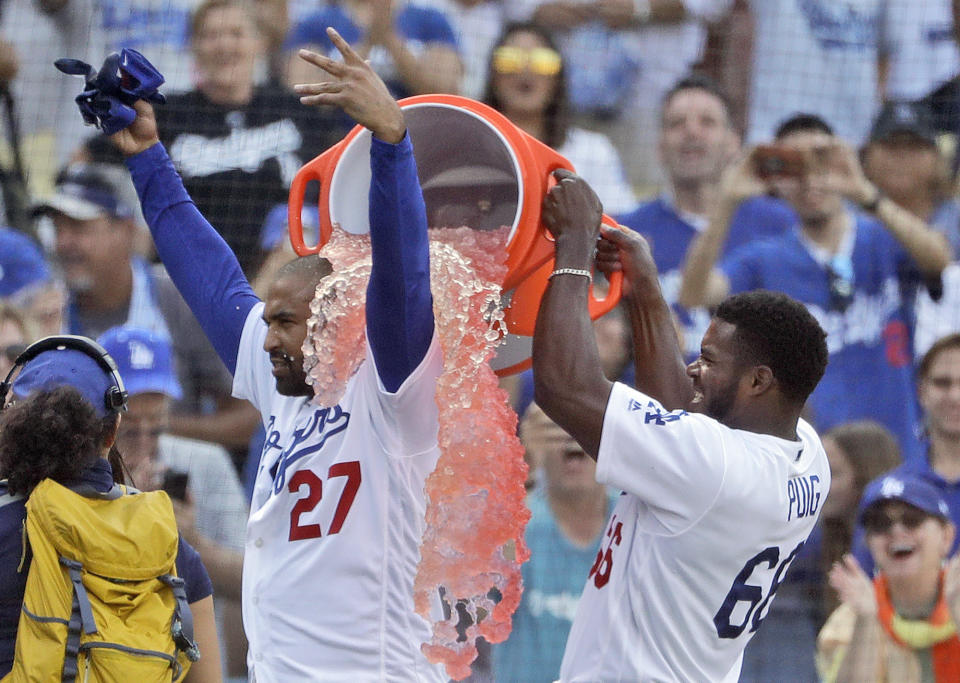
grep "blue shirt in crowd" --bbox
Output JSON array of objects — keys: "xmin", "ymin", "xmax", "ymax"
[
  {"xmin": 285, "ymin": 3, "xmax": 458, "ymax": 100},
  {"xmin": 615, "ymin": 195, "xmax": 795, "ymax": 360},
  {"xmin": 721, "ymin": 212, "xmax": 926, "ymax": 464},
  {"xmin": 494, "ymin": 490, "xmax": 615, "ymax": 682}
]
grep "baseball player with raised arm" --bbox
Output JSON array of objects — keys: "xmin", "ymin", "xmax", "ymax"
[
  {"xmin": 532, "ymin": 170, "xmax": 832, "ymax": 681},
  {"xmin": 102, "ymin": 29, "xmax": 446, "ymax": 682}
]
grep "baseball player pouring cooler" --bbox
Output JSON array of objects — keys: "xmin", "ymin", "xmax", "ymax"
[
  {"xmin": 78, "ymin": 30, "xmax": 446, "ymax": 681},
  {"xmin": 532, "ymin": 170, "xmax": 832, "ymax": 681}
]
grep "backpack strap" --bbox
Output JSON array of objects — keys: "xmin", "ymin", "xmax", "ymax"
[
  {"xmin": 67, "ymin": 482, "xmax": 127, "ymax": 500},
  {"xmin": 60, "ymin": 557, "xmax": 98, "ymax": 682},
  {"xmin": 159, "ymin": 574, "xmax": 200, "ymax": 663}
]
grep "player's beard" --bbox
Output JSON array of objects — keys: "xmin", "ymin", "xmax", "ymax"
[
  {"xmin": 272, "ymin": 354, "xmax": 313, "ymax": 397},
  {"xmin": 702, "ymin": 377, "xmax": 740, "ymax": 423}
]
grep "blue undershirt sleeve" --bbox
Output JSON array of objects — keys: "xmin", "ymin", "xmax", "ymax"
[
  {"xmin": 366, "ymin": 133, "xmax": 434, "ymax": 393},
  {"xmin": 126, "ymin": 143, "xmax": 260, "ymax": 375}
]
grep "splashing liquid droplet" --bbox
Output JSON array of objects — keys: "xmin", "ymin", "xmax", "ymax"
[{"xmin": 302, "ymin": 225, "xmax": 530, "ymax": 680}]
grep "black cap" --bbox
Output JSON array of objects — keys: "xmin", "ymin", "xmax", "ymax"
[
  {"xmin": 869, "ymin": 101, "xmax": 938, "ymax": 146},
  {"xmin": 33, "ymin": 163, "xmax": 135, "ymax": 221}
]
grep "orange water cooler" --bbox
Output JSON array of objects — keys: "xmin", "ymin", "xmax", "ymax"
[{"xmin": 288, "ymin": 94, "xmax": 621, "ymax": 376}]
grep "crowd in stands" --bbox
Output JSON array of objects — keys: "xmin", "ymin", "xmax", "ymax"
[{"xmin": 2, "ymin": 0, "xmax": 960, "ymax": 680}]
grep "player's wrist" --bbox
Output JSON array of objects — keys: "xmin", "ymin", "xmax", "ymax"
[
  {"xmin": 129, "ymin": 138, "xmax": 161, "ymax": 158},
  {"xmin": 553, "ymin": 234, "xmax": 597, "ymax": 265},
  {"xmin": 371, "ymin": 117, "xmax": 406, "ymax": 145}
]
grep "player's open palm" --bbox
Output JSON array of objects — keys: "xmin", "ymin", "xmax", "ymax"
[
  {"xmin": 295, "ymin": 27, "xmax": 405, "ymax": 144},
  {"xmin": 829, "ymin": 554, "xmax": 877, "ymax": 617},
  {"xmin": 110, "ymin": 100, "xmax": 161, "ymax": 157}
]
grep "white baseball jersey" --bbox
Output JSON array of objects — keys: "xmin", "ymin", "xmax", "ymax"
[
  {"xmin": 233, "ymin": 303, "xmax": 446, "ymax": 682},
  {"xmin": 560, "ymin": 382, "xmax": 830, "ymax": 682}
]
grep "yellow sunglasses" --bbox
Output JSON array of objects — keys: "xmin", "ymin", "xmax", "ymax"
[{"xmin": 492, "ymin": 46, "xmax": 562, "ymax": 76}]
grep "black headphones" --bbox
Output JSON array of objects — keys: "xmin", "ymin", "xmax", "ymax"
[{"xmin": 0, "ymin": 335, "xmax": 128, "ymax": 414}]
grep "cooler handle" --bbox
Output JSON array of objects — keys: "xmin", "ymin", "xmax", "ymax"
[{"xmin": 288, "ymin": 149, "xmax": 338, "ymax": 256}]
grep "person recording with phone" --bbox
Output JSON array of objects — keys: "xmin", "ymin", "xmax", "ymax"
[
  {"xmin": 97, "ymin": 325, "xmax": 249, "ymax": 678},
  {"xmin": 679, "ymin": 113, "xmax": 950, "ymax": 465}
]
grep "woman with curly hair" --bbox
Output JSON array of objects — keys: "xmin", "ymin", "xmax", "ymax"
[{"xmin": 0, "ymin": 337, "xmax": 222, "ymax": 681}]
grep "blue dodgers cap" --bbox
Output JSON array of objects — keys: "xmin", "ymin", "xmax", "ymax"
[
  {"xmin": 12, "ymin": 347, "xmax": 117, "ymax": 417},
  {"xmin": 97, "ymin": 326, "xmax": 182, "ymax": 400},
  {"xmin": 0, "ymin": 228, "xmax": 50, "ymax": 297},
  {"xmin": 858, "ymin": 473, "xmax": 951, "ymax": 525},
  {"xmin": 33, "ymin": 163, "xmax": 134, "ymax": 222}
]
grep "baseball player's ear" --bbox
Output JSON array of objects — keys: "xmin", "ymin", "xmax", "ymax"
[{"xmin": 748, "ymin": 365, "xmax": 776, "ymax": 396}]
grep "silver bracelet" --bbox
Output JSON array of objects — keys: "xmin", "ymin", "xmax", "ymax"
[{"xmin": 548, "ymin": 268, "xmax": 593, "ymax": 282}]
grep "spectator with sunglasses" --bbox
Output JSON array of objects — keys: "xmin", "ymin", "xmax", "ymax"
[
  {"xmin": 482, "ymin": 21, "xmax": 636, "ymax": 215},
  {"xmin": 679, "ymin": 113, "xmax": 950, "ymax": 464},
  {"xmin": 817, "ymin": 474, "xmax": 960, "ymax": 683}
]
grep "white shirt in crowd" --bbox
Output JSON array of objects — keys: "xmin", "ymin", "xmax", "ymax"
[{"xmin": 559, "ymin": 127, "xmax": 637, "ymax": 216}]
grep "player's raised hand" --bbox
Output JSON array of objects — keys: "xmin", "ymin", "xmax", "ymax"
[
  {"xmin": 110, "ymin": 100, "xmax": 161, "ymax": 157},
  {"xmin": 829, "ymin": 554, "xmax": 877, "ymax": 617},
  {"xmin": 596, "ymin": 224, "xmax": 658, "ymax": 299},
  {"xmin": 542, "ymin": 169, "xmax": 603, "ymax": 252},
  {"xmin": 294, "ymin": 27, "xmax": 405, "ymax": 144}
]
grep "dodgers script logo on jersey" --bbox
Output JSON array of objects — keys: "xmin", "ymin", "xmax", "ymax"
[{"xmin": 261, "ymin": 405, "xmax": 351, "ymax": 493}]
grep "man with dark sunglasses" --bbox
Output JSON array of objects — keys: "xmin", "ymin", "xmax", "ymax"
[
  {"xmin": 818, "ymin": 473, "xmax": 960, "ymax": 682},
  {"xmin": 680, "ymin": 113, "xmax": 950, "ymax": 464}
]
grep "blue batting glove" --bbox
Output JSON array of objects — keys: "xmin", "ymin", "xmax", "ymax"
[{"xmin": 55, "ymin": 49, "xmax": 166, "ymax": 135}]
